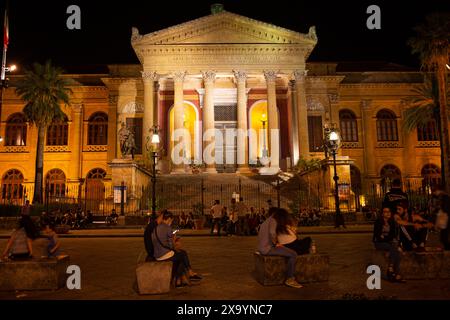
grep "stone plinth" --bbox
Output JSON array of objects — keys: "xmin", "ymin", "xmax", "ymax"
[
  {"xmin": 254, "ymin": 252, "xmax": 330, "ymax": 286},
  {"xmin": 0, "ymin": 255, "xmax": 70, "ymax": 291},
  {"xmin": 136, "ymin": 261, "xmax": 173, "ymax": 294},
  {"xmin": 370, "ymin": 250, "xmax": 450, "ymax": 280},
  {"xmin": 108, "ymin": 158, "xmax": 151, "ymax": 214}
]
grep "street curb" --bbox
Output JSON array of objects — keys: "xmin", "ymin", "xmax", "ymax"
[{"xmin": 0, "ymin": 230, "xmax": 372, "ymax": 239}]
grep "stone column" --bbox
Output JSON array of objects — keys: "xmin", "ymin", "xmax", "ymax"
[
  {"xmin": 69, "ymin": 103, "xmax": 83, "ymax": 198},
  {"xmin": 293, "ymin": 70, "xmax": 310, "ymax": 160},
  {"xmin": 142, "ymin": 71, "xmax": 159, "ymax": 149},
  {"xmin": 264, "ymin": 70, "xmax": 280, "ymax": 171},
  {"xmin": 202, "ymin": 71, "xmax": 217, "ymax": 173},
  {"xmin": 171, "ymin": 71, "xmax": 186, "ymax": 173},
  {"xmin": 106, "ymin": 95, "xmax": 118, "ymax": 167},
  {"xmin": 234, "ymin": 70, "xmax": 250, "ymax": 173},
  {"xmin": 289, "ymin": 80, "xmax": 300, "ymax": 167},
  {"xmin": 361, "ymin": 99, "xmax": 377, "ymax": 188}
]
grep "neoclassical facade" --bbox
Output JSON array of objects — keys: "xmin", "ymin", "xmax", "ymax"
[{"xmin": 0, "ymin": 7, "xmax": 445, "ymax": 203}]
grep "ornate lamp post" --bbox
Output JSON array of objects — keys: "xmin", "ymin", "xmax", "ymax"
[
  {"xmin": 324, "ymin": 124, "xmax": 343, "ymax": 227},
  {"xmin": 261, "ymin": 113, "xmax": 268, "ymax": 158},
  {"xmin": 147, "ymin": 125, "xmax": 161, "ymax": 216}
]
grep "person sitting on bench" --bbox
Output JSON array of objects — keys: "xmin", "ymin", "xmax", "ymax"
[
  {"xmin": 152, "ymin": 210, "xmax": 202, "ymax": 287},
  {"xmin": 2, "ymin": 215, "xmax": 38, "ymax": 260},
  {"xmin": 274, "ymin": 208, "xmax": 312, "ymax": 255},
  {"xmin": 257, "ymin": 207, "xmax": 303, "ymax": 289},
  {"xmin": 373, "ymin": 206, "xmax": 404, "ymax": 283},
  {"xmin": 394, "ymin": 202, "xmax": 433, "ymax": 252}
]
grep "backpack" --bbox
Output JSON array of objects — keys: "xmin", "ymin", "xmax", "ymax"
[{"xmin": 144, "ymin": 221, "xmax": 156, "ymax": 259}]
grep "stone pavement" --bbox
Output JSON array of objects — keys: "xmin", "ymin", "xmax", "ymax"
[
  {"xmin": 0, "ymin": 225, "xmax": 373, "ymax": 238},
  {"xmin": 0, "ymin": 232, "xmax": 449, "ymax": 300}
]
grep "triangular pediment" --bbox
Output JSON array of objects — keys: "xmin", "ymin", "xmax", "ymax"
[{"xmin": 131, "ymin": 11, "xmax": 317, "ymax": 46}]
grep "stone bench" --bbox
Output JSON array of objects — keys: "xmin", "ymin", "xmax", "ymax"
[
  {"xmin": 0, "ymin": 255, "xmax": 70, "ymax": 291},
  {"xmin": 369, "ymin": 249, "xmax": 450, "ymax": 280},
  {"xmin": 254, "ymin": 252, "xmax": 330, "ymax": 286},
  {"xmin": 136, "ymin": 260, "xmax": 173, "ymax": 294}
]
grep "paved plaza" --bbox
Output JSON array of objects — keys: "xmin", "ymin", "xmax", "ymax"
[{"xmin": 0, "ymin": 231, "xmax": 449, "ymax": 300}]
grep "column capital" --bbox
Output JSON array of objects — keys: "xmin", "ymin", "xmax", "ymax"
[
  {"xmin": 328, "ymin": 93, "xmax": 339, "ymax": 104},
  {"xmin": 263, "ymin": 70, "xmax": 278, "ymax": 83},
  {"xmin": 233, "ymin": 70, "xmax": 248, "ymax": 83},
  {"xmin": 72, "ymin": 103, "xmax": 83, "ymax": 113},
  {"xmin": 201, "ymin": 70, "xmax": 216, "ymax": 84},
  {"xmin": 172, "ymin": 71, "xmax": 187, "ymax": 83},
  {"xmin": 108, "ymin": 95, "xmax": 118, "ymax": 105},
  {"xmin": 292, "ymin": 70, "xmax": 308, "ymax": 82},
  {"xmin": 141, "ymin": 71, "xmax": 159, "ymax": 82},
  {"xmin": 360, "ymin": 99, "xmax": 372, "ymax": 110}
]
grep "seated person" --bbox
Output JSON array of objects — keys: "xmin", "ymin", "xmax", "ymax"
[
  {"xmin": 394, "ymin": 202, "xmax": 433, "ymax": 252},
  {"xmin": 41, "ymin": 224, "xmax": 61, "ymax": 258},
  {"xmin": 274, "ymin": 208, "xmax": 312, "ymax": 255},
  {"xmin": 2, "ymin": 215, "xmax": 37, "ymax": 260},
  {"xmin": 257, "ymin": 207, "xmax": 302, "ymax": 289},
  {"xmin": 151, "ymin": 210, "xmax": 201, "ymax": 287},
  {"xmin": 373, "ymin": 206, "xmax": 404, "ymax": 283}
]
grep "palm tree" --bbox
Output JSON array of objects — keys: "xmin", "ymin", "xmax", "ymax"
[
  {"xmin": 404, "ymin": 75, "xmax": 446, "ymax": 183},
  {"xmin": 408, "ymin": 12, "xmax": 450, "ymax": 190},
  {"xmin": 15, "ymin": 61, "xmax": 71, "ymax": 204}
]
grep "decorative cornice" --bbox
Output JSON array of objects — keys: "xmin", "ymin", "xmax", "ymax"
[
  {"xmin": 141, "ymin": 71, "xmax": 159, "ymax": 81},
  {"xmin": 293, "ymin": 70, "xmax": 308, "ymax": 81},
  {"xmin": 263, "ymin": 70, "xmax": 278, "ymax": 83},
  {"xmin": 201, "ymin": 70, "xmax": 216, "ymax": 83},
  {"xmin": 172, "ymin": 71, "xmax": 187, "ymax": 83},
  {"xmin": 233, "ymin": 70, "xmax": 248, "ymax": 83}
]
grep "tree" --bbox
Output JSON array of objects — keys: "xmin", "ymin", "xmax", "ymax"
[
  {"xmin": 15, "ymin": 61, "xmax": 71, "ymax": 204},
  {"xmin": 408, "ymin": 12, "xmax": 450, "ymax": 190}
]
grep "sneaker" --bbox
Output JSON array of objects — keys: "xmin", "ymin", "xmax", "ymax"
[{"xmin": 285, "ymin": 278, "xmax": 303, "ymax": 289}]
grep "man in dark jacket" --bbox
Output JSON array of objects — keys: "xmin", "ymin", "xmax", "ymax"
[
  {"xmin": 382, "ymin": 178, "xmax": 409, "ymax": 214},
  {"xmin": 143, "ymin": 210, "xmax": 164, "ymax": 261}
]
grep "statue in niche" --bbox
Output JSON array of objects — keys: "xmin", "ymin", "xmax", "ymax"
[{"xmin": 118, "ymin": 122, "xmax": 137, "ymax": 159}]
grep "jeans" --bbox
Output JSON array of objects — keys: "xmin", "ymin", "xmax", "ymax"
[
  {"xmin": 374, "ymin": 241, "xmax": 401, "ymax": 274},
  {"xmin": 211, "ymin": 218, "xmax": 222, "ymax": 235},
  {"xmin": 266, "ymin": 246, "xmax": 298, "ymax": 278}
]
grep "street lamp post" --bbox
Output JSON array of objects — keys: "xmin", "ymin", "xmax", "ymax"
[
  {"xmin": 261, "ymin": 113, "xmax": 268, "ymax": 158},
  {"xmin": 148, "ymin": 125, "xmax": 161, "ymax": 216},
  {"xmin": 324, "ymin": 124, "xmax": 344, "ymax": 228}
]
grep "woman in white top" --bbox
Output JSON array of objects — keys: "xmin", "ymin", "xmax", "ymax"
[{"xmin": 274, "ymin": 209, "xmax": 312, "ymax": 255}]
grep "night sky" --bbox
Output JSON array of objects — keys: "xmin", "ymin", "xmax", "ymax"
[{"xmin": 2, "ymin": 0, "xmax": 449, "ymax": 71}]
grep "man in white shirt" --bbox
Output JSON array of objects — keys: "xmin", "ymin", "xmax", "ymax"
[{"xmin": 210, "ymin": 200, "xmax": 224, "ymax": 236}]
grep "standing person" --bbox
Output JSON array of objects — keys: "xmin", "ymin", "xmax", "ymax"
[
  {"xmin": 383, "ymin": 178, "xmax": 409, "ymax": 214},
  {"xmin": 2, "ymin": 216, "xmax": 38, "ymax": 260},
  {"xmin": 21, "ymin": 200, "xmax": 31, "ymax": 216},
  {"xmin": 228, "ymin": 199, "xmax": 238, "ymax": 235},
  {"xmin": 257, "ymin": 207, "xmax": 302, "ymax": 289},
  {"xmin": 210, "ymin": 200, "xmax": 223, "ymax": 236},
  {"xmin": 431, "ymin": 185, "xmax": 450, "ymax": 250},
  {"xmin": 373, "ymin": 206, "xmax": 405, "ymax": 283},
  {"xmin": 236, "ymin": 197, "xmax": 249, "ymax": 235}
]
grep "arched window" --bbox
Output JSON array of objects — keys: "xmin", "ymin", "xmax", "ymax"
[
  {"xmin": 339, "ymin": 109, "xmax": 358, "ymax": 142},
  {"xmin": 380, "ymin": 164, "xmax": 402, "ymax": 191},
  {"xmin": 376, "ymin": 109, "xmax": 398, "ymax": 141},
  {"xmin": 417, "ymin": 119, "xmax": 439, "ymax": 141},
  {"xmin": 421, "ymin": 164, "xmax": 441, "ymax": 189},
  {"xmin": 45, "ymin": 169, "xmax": 66, "ymax": 197},
  {"xmin": 88, "ymin": 112, "xmax": 108, "ymax": 145},
  {"xmin": 47, "ymin": 116, "xmax": 69, "ymax": 146},
  {"xmin": 5, "ymin": 113, "xmax": 27, "ymax": 146},
  {"xmin": 1, "ymin": 169, "xmax": 24, "ymax": 201}
]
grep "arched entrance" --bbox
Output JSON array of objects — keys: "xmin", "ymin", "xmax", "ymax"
[
  {"xmin": 248, "ymin": 100, "xmax": 268, "ymax": 164},
  {"xmin": 45, "ymin": 169, "xmax": 66, "ymax": 200},
  {"xmin": 421, "ymin": 164, "xmax": 441, "ymax": 189},
  {"xmin": 380, "ymin": 164, "xmax": 402, "ymax": 193},
  {"xmin": 85, "ymin": 168, "xmax": 106, "ymax": 213},
  {"xmin": 168, "ymin": 102, "xmax": 200, "ymax": 166}
]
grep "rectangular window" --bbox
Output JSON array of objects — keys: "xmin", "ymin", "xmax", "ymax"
[
  {"xmin": 126, "ymin": 117, "xmax": 143, "ymax": 155},
  {"xmin": 308, "ymin": 116, "xmax": 323, "ymax": 152}
]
